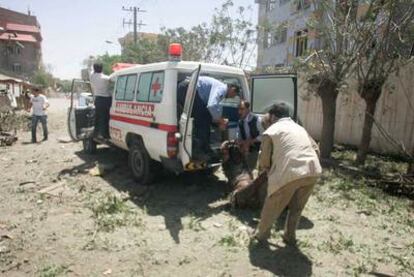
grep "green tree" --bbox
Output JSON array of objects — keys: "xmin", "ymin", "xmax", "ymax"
[
  {"xmin": 95, "ymin": 53, "xmax": 123, "ymax": 75},
  {"xmin": 31, "ymin": 64, "xmax": 55, "ymax": 88},
  {"xmin": 85, "ymin": 1, "xmax": 256, "ymax": 71}
]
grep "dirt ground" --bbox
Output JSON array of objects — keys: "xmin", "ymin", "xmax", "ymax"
[{"xmin": 1, "ymin": 97, "xmax": 413, "ymax": 277}]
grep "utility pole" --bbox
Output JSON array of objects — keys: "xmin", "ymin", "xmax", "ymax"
[{"xmin": 122, "ymin": 6, "xmax": 146, "ymax": 45}]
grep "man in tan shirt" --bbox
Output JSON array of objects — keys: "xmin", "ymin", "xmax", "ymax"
[{"xmin": 253, "ymin": 102, "xmax": 321, "ymax": 245}]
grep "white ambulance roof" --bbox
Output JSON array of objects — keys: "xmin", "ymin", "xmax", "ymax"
[{"xmin": 110, "ymin": 61, "xmax": 245, "ymax": 79}]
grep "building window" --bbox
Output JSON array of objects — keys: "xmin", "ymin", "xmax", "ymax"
[
  {"xmin": 279, "ymin": 0, "xmax": 290, "ymax": 5},
  {"xmin": 274, "ymin": 26, "xmax": 288, "ymax": 44},
  {"xmin": 264, "ymin": 31, "xmax": 273, "ymax": 48},
  {"xmin": 295, "ymin": 29, "xmax": 308, "ymax": 57},
  {"xmin": 15, "ymin": 46, "xmax": 22, "ymax": 55},
  {"xmin": 12, "ymin": 63, "xmax": 22, "ymax": 73},
  {"xmin": 6, "ymin": 46, "xmax": 14, "ymax": 55},
  {"xmin": 296, "ymin": 0, "xmax": 311, "ymax": 11},
  {"xmin": 266, "ymin": 0, "xmax": 277, "ymax": 12}
]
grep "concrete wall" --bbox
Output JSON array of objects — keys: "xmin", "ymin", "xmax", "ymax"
[{"xmin": 298, "ymin": 64, "xmax": 414, "ymax": 155}]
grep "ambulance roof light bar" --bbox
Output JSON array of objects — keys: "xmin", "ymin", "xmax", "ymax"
[{"xmin": 169, "ymin": 43, "xmax": 182, "ymax": 62}]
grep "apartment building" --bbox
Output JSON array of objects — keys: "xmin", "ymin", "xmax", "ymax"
[
  {"xmin": 255, "ymin": 0, "xmax": 318, "ymax": 69},
  {"xmin": 255, "ymin": 0, "xmax": 379, "ymax": 70},
  {"xmin": 0, "ymin": 7, "xmax": 42, "ymax": 78}
]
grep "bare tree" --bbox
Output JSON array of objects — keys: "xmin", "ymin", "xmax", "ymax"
[
  {"xmin": 298, "ymin": 0, "xmax": 362, "ymax": 159},
  {"xmin": 355, "ymin": 0, "xmax": 414, "ymax": 164}
]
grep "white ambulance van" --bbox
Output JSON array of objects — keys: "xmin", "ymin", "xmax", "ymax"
[{"xmin": 68, "ymin": 44, "xmax": 297, "ymax": 185}]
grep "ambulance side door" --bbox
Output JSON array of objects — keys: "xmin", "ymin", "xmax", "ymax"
[
  {"xmin": 249, "ymin": 74, "xmax": 298, "ymax": 120},
  {"xmin": 67, "ymin": 79, "xmax": 94, "ymax": 141},
  {"xmin": 178, "ymin": 65, "xmax": 201, "ymax": 168}
]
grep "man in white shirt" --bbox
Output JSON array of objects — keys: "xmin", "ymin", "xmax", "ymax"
[
  {"xmin": 237, "ymin": 100, "xmax": 264, "ymax": 170},
  {"xmin": 253, "ymin": 102, "xmax": 321, "ymax": 246},
  {"xmin": 28, "ymin": 87, "xmax": 50, "ymax": 143},
  {"xmin": 90, "ymin": 63, "xmax": 111, "ymax": 139}
]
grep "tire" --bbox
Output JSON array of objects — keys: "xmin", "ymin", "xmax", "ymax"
[
  {"xmin": 128, "ymin": 142, "xmax": 154, "ymax": 185},
  {"xmin": 83, "ymin": 137, "xmax": 97, "ymax": 154}
]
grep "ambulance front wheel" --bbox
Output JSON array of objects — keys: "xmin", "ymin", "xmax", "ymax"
[
  {"xmin": 129, "ymin": 143, "xmax": 154, "ymax": 185},
  {"xmin": 83, "ymin": 137, "xmax": 97, "ymax": 154}
]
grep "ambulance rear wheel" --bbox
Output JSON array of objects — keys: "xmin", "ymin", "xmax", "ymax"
[
  {"xmin": 83, "ymin": 137, "xmax": 97, "ymax": 154},
  {"xmin": 129, "ymin": 143, "xmax": 154, "ymax": 185}
]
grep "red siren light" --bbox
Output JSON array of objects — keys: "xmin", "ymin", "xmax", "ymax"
[{"xmin": 169, "ymin": 43, "xmax": 182, "ymax": 61}]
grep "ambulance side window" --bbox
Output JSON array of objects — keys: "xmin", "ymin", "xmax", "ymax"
[
  {"xmin": 136, "ymin": 71, "xmax": 165, "ymax": 103},
  {"xmin": 148, "ymin": 72, "xmax": 164, "ymax": 103},
  {"xmin": 115, "ymin": 76, "xmax": 127, "ymax": 100},
  {"xmin": 115, "ymin": 74, "xmax": 137, "ymax": 101},
  {"xmin": 124, "ymin": 75, "xmax": 137, "ymax": 101},
  {"xmin": 137, "ymin": 73, "xmax": 151, "ymax": 102}
]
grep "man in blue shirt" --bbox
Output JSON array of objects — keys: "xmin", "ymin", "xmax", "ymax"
[{"xmin": 178, "ymin": 76, "xmax": 240, "ymax": 159}]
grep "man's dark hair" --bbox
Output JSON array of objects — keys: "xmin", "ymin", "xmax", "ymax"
[
  {"xmin": 268, "ymin": 102, "xmax": 290, "ymax": 119},
  {"xmin": 228, "ymin": 84, "xmax": 240, "ymax": 94},
  {"xmin": 239, "ymin": 100, "xmax": 250, "ymax": 110},
  {"xmin": 93, "ymin": 63, "xmax": 103, "ymax": 73}
]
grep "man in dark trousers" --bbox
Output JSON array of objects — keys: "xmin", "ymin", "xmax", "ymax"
[
  {"xmin": 28, "ymin": 87, "xmax": 49, "ymax": 143},
  {"xmin": 177, "ymin": 76, "xmax": 239, "ymax": 159},
  {"xmin": 237, "ymin": 100, "xmax": 264, "ymax": 170},
  {"xmin": 90, "ymin": 63, "xmax": 111, "ymax": 139}
]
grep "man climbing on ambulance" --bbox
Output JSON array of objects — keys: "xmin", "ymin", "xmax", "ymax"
[{"xmin": 178, "ymin": 76, "xmax": 240, "ymax": 160}]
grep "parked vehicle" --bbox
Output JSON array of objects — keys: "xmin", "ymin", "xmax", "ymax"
[{"xmin": 68, "ymin": 43, "xmax": 297, "ymax": 185}]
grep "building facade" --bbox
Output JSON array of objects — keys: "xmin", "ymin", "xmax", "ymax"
[
  {"xmin": 256, "ymin": 0, "xmax": 316, "ymax": 69},
  {"xmin": 255, "ymin": 0, "xmax": 373, "ymax": 70},
  {"xmin": 0, "ymin": 7, "xmax": 42, "ymax": 78}
]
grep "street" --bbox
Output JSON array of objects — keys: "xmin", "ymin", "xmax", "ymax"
[{"xmin": 0, "ymin": 97, "xmax": 413, "ymax": 276}]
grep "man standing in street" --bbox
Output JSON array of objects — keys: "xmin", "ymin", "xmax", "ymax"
[
  {"xmin": 28, "ymin": 87, "xmax": 49, "ymax": 143},
  {"xmin": 237, "ymin": 100, "xmax": 264, "ymax": 170},
  {"xmin": 90, "ymin": 63, "xmax": 111, "ymax": 139},
  {"xmin": 253, "ymin": 102, "xmax": 321, "ymax": 246}
]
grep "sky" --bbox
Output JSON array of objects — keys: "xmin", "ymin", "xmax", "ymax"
[{"xmin": 0, "ymin": 0, "xmax": 258, "ymax": 80}]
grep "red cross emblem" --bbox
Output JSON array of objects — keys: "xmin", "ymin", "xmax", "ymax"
[{"xmin": 151, "ymin": 78, "xmax": 161, "ymax": 96}]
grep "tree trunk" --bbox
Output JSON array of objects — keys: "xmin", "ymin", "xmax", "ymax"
[
  {"xmin": 408, "ymin": 161, "xmax": 414, "ymax": 175},
  {"xmin": 356, "ymin": 98, "xmax": 378, "ymax": 164},
  {"xmin": 356, "ymin": 83, "xmax": 383, "ymax": 165},
  {"xmin": 408, "ymin": 149, "xmax": 414, "ymax": 175},
  {"xmin": 318, "ymin": 80, "xmax": 338, "ymax": 159}
]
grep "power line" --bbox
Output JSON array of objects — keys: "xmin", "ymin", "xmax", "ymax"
[{"xmin": 122, "ymin": 6, "xmax": 147, "ymax": 45}]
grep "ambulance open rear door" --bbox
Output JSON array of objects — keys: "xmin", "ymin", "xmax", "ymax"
[
  {"xmin": 249, "ymin": 74, "xmax": 298, "ymax": 120},
  {"xmin": 178, "ymin": 65, "xmax": 201, "ymax": 170}
]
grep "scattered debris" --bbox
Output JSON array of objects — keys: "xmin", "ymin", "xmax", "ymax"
[
  {"xmin": 89, "ymin": 163, "xmax": 116, "ymax": 177},
  {"xmin": 57, "ymin": 137, "xmax": 73, "ymax": 143},
  {"xmin": 38, "ymin": 182, "xmax": 73, "ymax": 198},
  {"xmin": 0, "ymin": 233, "xmax": 13, "ymax": 240},
  {"xmin": 89, "ymin": 166, "xmax": 102, "ymax": 176},
  {"xmin": 0, "ymin": 131, "xmax": 17, "ymax": 146},
  {"xmin": 25, "ymin": 159, "xmax": 38, "ymax": 164},
  {"xmin": 103, "ymin": 268, "xmax": 112, "ymax": 275},
  {"xmin": 19, "ymin": 181, "xmax": 36, "ymax": 186},
  {"xmin": 0, "ymin": 245, "xmax": 10, "ymax": 254}
]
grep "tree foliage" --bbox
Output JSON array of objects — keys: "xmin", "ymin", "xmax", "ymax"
[
  {"xmin": 31, "ymin": 64, "xmax": 55, "ymax": 88},
  {"xmin": 89, "ymin": 0, "xmax": 257, "ymax": 75}
]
